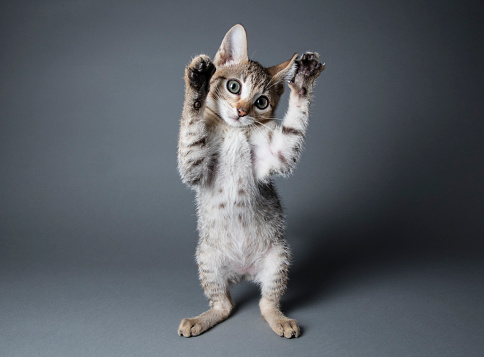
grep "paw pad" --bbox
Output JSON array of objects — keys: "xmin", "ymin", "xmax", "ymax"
[
  {"xmin": 187, "ymin": 55, "xmax": 216, "ymax": 92},
  {"xmin": 289, "ymin": 52, "xmax": 324, "ymax": 94}
]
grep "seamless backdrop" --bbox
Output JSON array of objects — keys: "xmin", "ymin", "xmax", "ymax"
[{"xmin": 1, "ymin": 1, "xmax": 483, "ymax": 356}]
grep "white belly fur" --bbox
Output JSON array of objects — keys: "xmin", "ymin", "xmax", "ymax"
[{"xmin": 196, "ymin": 128, "xmax": 281, "ymax": 277}]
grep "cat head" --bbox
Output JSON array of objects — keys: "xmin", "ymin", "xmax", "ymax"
[{"xmin": 206, "ymin": 24, "xmax": 297, "ymax": 128}]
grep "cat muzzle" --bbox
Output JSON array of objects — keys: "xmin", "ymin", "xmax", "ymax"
[{"xmin": 237, "ymin": 107, "xmax": 248, "ymax": 117}]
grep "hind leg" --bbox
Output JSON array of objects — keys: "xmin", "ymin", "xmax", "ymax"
[
  {"xmin": 178, "ymin": 251, "xmax": 234, "ymax": 337},
  {"xmin": 256, "ymin": 245, "xmax": 301, "ymax": 338}
]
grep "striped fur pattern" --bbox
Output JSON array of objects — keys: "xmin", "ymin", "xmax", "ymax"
[{"xmin": 177, "ymin": 25, "xmax": 324, "ymax": 339}]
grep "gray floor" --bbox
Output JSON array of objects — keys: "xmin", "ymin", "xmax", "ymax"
[
  {"xmin": 2, "ymin": 254, "xmax": 483, "ymax": 356},
  {"xmin": 1, "ymin": 0, "xmax": 483, "ymax": 356}
]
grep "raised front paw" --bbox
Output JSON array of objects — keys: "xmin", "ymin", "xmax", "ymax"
[
  {"xmin": 289, "ymin": 52, "xmax": 325, "ymax": 96},
  {"xmin": 186, "ymin": 55, "xmax": 216, "ymax": 95}
]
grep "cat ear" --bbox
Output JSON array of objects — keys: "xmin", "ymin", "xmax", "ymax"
[
  {"xmin": 268, "ymin": 53, "xmax": 298, "ymax": 83},
  {"xmin": 213, "ymin": 24, "xmax": 248, "ymax": 66}
]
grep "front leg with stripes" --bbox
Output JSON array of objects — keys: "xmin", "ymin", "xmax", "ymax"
[
  {"xmin": 178, "ymin": 55, "xmax": 217, "ymax": 188},
  {"xmin": 253, "ymin": 52, "xmax": 325, "ymax": 181}
]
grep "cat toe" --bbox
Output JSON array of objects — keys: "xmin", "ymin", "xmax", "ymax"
[
  {"xmin": 301, "ymin": 52, "xmax": 319, "ymax": 62},
  {"xmin": 189, "ymin": 55, "xmax": 215, "ymax": 77},
  {"xmin": 269, "ymin": 318, "xmax": 301, "ymax": 339},
  {"xmin": 289, "ymin": 52, "xmax": 324, "ymax": 93},
  {"xmin": 178, "ymin": 317, "xmax": 208, "ymax": 337},
  {"xmin": 178, "ymin": 318, "xmax": 195, "ymax": 337},
  {"xmin": 178, "ymin": 319, "xmax": 188, "ymax": 337},
  {"xmin": 186, "ymin": 55, "xmax": 216, "ymax": 92},
  {"xmin": 297, "ymin": 52, "xmax": 324, "ymax": 77},
  {"xmin": 282, "ymin": 319, "xmax": 301, "ymax": 338}
]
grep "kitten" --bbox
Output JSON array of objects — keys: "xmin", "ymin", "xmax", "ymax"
[{"xmin": 177, "ymin": 24, "xmax": 324, "ymax": 338}]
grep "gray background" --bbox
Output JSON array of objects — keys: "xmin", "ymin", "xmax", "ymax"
[{"xmin": 1, "ymin": 0, "xmax": 483, "ymax": 356}]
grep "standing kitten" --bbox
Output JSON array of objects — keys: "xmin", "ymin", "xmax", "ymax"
[{"xmin": 177, "ymin": 24, "xmax": 324, "ymax": 338}]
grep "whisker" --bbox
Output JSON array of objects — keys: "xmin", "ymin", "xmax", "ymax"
[
  {"xmin": 212, "ymin": 89, "xmax": 230, "ymax": 106},
  {"xmin": 205, "ymin": 107, "xmax": 224, "ymax": 123},
  {"xmin": 265, "ymin": 80, "xmax": 277, "ymax": 91},
  {"xmin": 265, "ymin": 117, "xmax": 284, "ymax": 122},
  {"xmin": 253, "ymin": 118, "xmax": 275, "ymax": 131},
  {"xmin": 249, "ymin": 50, "xmax": 258, "ymax": 61},
  {"xmin": 265, "ymin": 76, "xmax": 284, "ymax": 91},
  {"xmin": 211, "ymin": 88, "xmax": 282, "ymax": 130},
  {"xmin": 211, "ymin": 90, "xmax": 233, "ymax": 111}
]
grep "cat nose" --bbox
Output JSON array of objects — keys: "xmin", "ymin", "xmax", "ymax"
[{"xmin": 237, "ymin": 107, "xmax": 248, "ymax": 117}]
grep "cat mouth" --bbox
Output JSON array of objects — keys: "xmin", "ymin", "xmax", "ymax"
[
  {"xmin": 226, "ymin": 115, "xmax": 253, "ymax": 127},
  {"xmin": 227, "ymin": 115, "xmax": 252, "ymax": 127}
]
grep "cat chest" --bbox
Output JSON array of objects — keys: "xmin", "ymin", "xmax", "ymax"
[
  {"xmin": 214, "ymin": 130, "xmax": 254, "ymax": 192},
  {"xmin": 200, "ymin": 130, "xmax": 257, "ymax": 218}
]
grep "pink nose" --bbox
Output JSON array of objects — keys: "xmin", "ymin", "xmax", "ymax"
[{"xmin": 237, "ymin": 108, "xmax": 247, "ymax": 117}]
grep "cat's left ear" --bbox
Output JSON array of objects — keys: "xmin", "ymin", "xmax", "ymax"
[
  {"xmin": 268, "ymin": 53, "xmax": 298, "ymax": 83},
  {"xmin": 214, "ymin": 24, "xmax": 248, "ymax": 66}
]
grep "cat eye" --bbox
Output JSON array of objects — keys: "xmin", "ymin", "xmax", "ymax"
[
  {"xmin": 226, "ymin": 79, "xmax": 241, "ymax": 94},
  {"xmin": 255, "ymin": 96, "xmax": 269, "ymax": 110}
]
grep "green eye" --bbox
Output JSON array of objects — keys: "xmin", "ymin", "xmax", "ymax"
[
  {"xmin": 255, "ymin": 96, "xmax": 269, "ymax": 110},
  {"xmin": 227, "ymin": 79, "xmax": 241, "ymax": 94}
]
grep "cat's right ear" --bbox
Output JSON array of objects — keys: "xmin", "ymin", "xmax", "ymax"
[{"xmin": 213, "ymin": 24, "xmax": 248, "ymax": 67}]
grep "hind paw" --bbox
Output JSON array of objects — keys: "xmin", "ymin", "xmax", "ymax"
[
  {"xmin": 271, "ymin": 317, "xmax": 301, "ymax": 339},
  {"xmin": 178, "ymin": 317, "xmax": 206, "ymax": 337}
]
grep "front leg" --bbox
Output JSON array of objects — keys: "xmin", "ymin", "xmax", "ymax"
[
  {"xmin": 254, "ymin": 53, "xmax": 325, "ymax": 181},
  {"xmin": 178, "ymin": 55, "xmax": 217, "ymax": 187}
]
